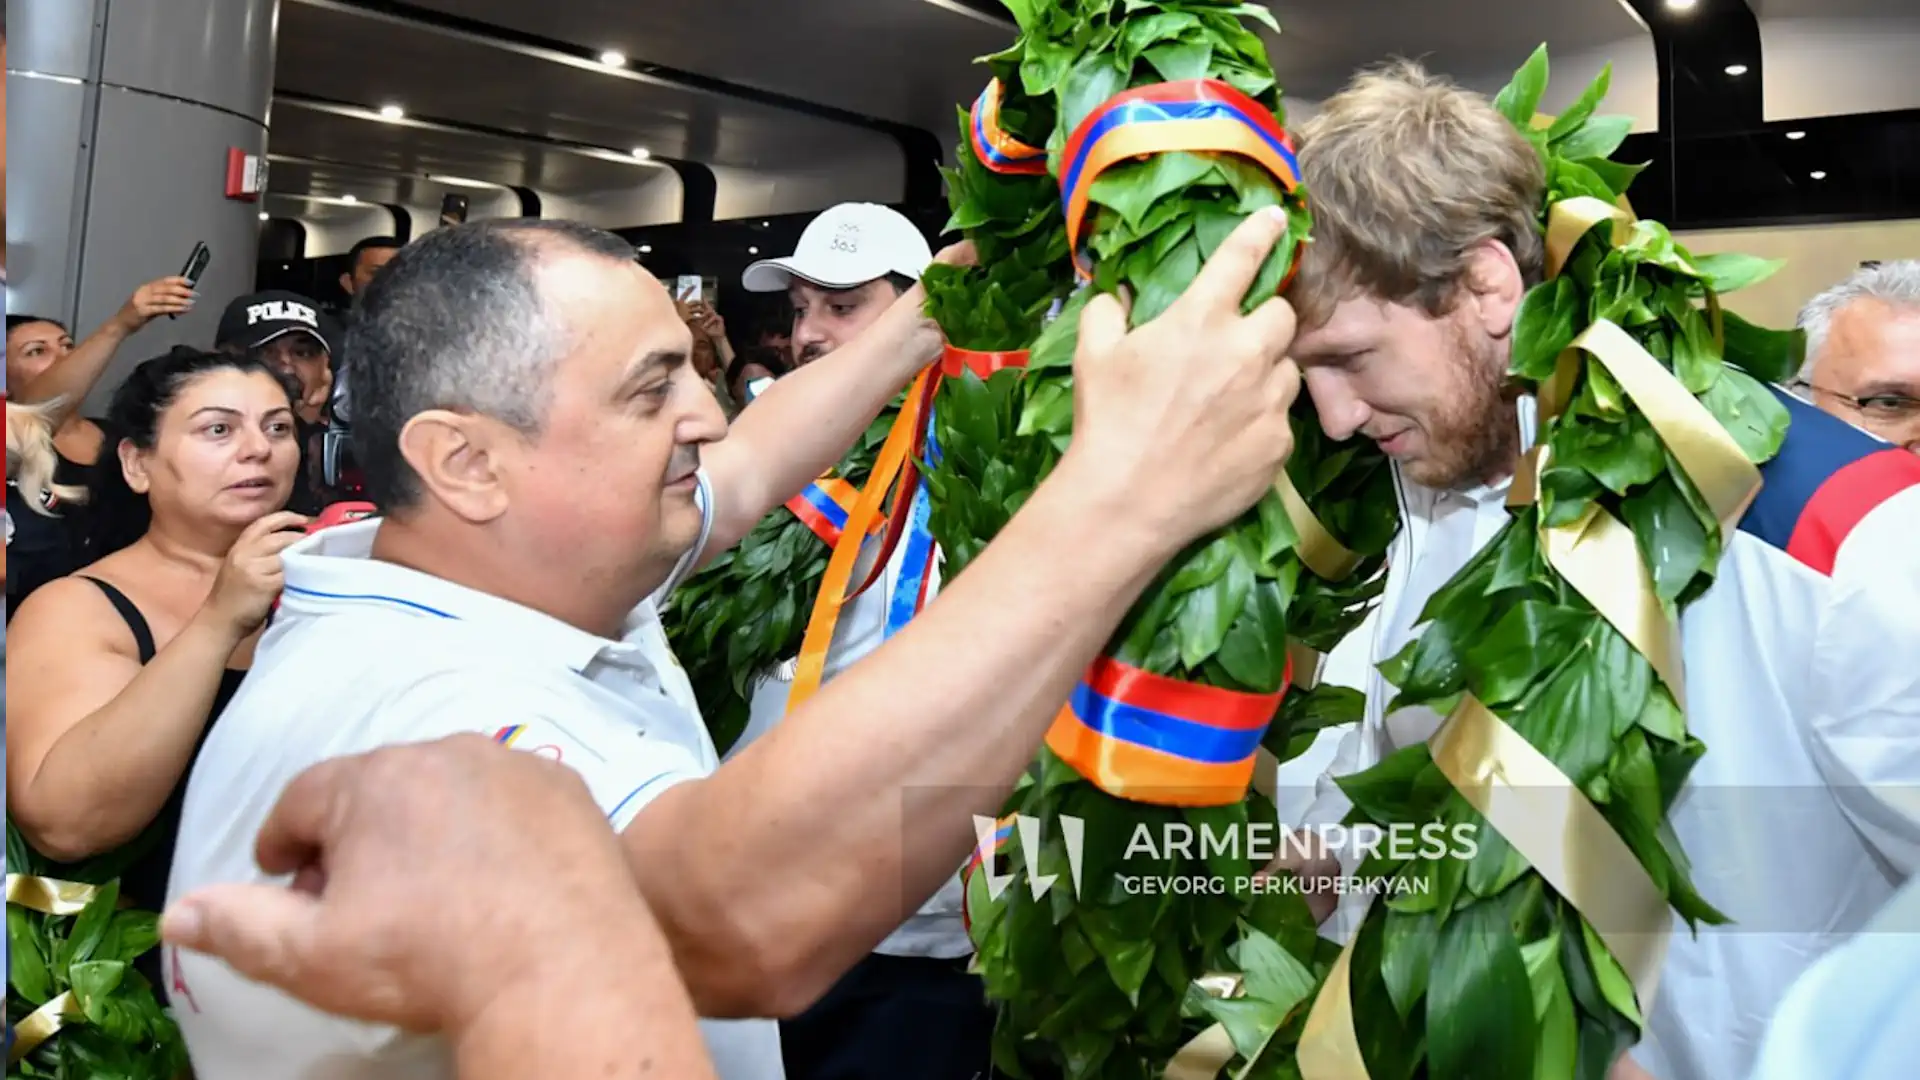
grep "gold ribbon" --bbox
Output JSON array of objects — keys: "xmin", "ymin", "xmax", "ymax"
[
  {"xmin": 1430, "ymin": 696, "xmax": 1670, "ymax": 1008},
  {"xmin": 1287, "ymin": 640, "xmax": 1324, "ymax": 691},
  {"xmin": 6, "ymin": 874, "xmax": 100, "ymax": 916},
  {"xmin": 1543, "ymin": 196, "xmax": 1632, "ymax": 281},
  {"xmin": 1165, "ymin": 975, "xmax": 1247, "ymax": 1080},
  {"xmin": 1542, "ymin": 496, "xmax": 1685, "ymax": 708},
  {"xmin": 8, "ymin": 992, "xmax": 84, "ymax": 1065},
  {"xmin": 1275, "ymin": 470, "xmax": 1361, "ymax": 582}
]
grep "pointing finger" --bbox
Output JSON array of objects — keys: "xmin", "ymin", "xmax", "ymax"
[{"xmin": 1170, "ymin": 206, "xmax": 1291, "ymax": 319}]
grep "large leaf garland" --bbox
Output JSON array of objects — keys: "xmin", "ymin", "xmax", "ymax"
[
  {"xmin": 1290, "ymin": 48, "xmax": 1801, "ymax": 1080},
  {"xmin": 6, "ymin": 823, "xmax": 188, "ymax": 1079},
  {"xmin": 914, "ymin": 3, "xmax": 1399, "ymax": 1077}
]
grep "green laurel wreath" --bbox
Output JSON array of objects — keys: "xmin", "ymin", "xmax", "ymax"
[
  {"xmin": 922, "ymin": 3, "xmax": 1398, "ymax": 1077},
  {"xmin": 1320, "ymin": 48, "xmax": 1801, "ymax": 1080}
]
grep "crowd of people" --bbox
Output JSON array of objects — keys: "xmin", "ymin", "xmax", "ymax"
[{"xmin": 5, "ymin": 34, "xmax": 1920, "ymax": 1080}]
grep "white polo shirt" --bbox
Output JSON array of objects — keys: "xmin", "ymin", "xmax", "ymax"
[{"xmin": 164, "ymin": 479, "xmax": 786, "ymax": 1080}]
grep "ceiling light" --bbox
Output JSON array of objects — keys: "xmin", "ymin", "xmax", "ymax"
[
  {"xmin": 1810, "ymin": 170, "xmax": 1828, "ymax": 180},
  {"xmin": 1786, "ymin": 130, "xmax": 1807, "ymax": 141},
  {"xmin": 748, "ymin": 246, "xmax": 761, "ymax": 255},
  {"xmin": 340, "ymin": 193, "xmax": 358, "ymax": 204},
  {"xmin": 1665, "ymin": 0, "xmax": 1697, "ymax": 11},
  {"xmin": 1724, "ymin": 64, "xmax": 1749, "ymax": 76},
  {"xmin": 427, "ymin": 174, "xmax": 501, "ymax": 189},
  {"xmin": 378, "ymin": 104, "xmax": 405, "ymax": 120},
  {"xmin": 258, "ymin": 212, "xmax": 270, "ymax": 221},
  {"xmin": 599, "ymin": 50, "xmax": 627, "ymax": 67},
  {"xmin": 631, "ymin": 147, "xmax": 651, "ymax": 161},
  {"xmin": 761, "ymin": 220, "xmax": 771, "ymax": 227},
  {"xmin": 638, "ymin": 244, "xmax": 653, "ymax": 254}
]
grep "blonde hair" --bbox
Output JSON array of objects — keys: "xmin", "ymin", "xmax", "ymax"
[
  {"xmin": 6, "ymin": 398, "xmax": 89, "ymax": 514},
  {"xmin": 1289, "ymin": 60, "xmax": 1547, "ymax": 328}
]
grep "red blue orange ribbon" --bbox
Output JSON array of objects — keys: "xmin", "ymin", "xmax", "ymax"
[
  {"xmin": 960, "ymin": 813, "xmax": 1018, "ymax": 936},
  {"xmin": 785, "ymin": 477, "xmax": 866, "ymax": 547},
  {"xmin": 1060, "ymin": 79, "xmax": 1302, "ymax": 281},
  {"xmin": 970, "ymin": 78, "xmax": 1049, "ymax": 176},
  {"xmin": 1045, "ymin": 653, "xmax": 1291, "ymax": 807},
  {"xmin": 941, "ymin": 344, "xmax": 1031, "ymax": 380}
]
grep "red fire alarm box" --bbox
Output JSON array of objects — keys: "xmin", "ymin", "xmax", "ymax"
[{"xmin": 225, "ymin": 148, "xmax": 267, "ymax": 200}]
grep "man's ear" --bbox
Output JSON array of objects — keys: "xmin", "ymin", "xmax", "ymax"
[
  {"xmin": 1461, "ymin": 239, "xmax": 1527, "ymax": 341},
  {"xmin": 339, "ymin": 272, "xmax": 354, "ymax": 297},
  {"xmin": 117, "ymin": 438, "xmax": 152, "ymax": 495},
  {"xmin": 396, "ymin": 410, "xmax": 516, "ymax": 524}
]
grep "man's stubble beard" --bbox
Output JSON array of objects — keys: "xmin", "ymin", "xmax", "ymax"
[{"xmin": 1403, "ymin": 323, "xmax": 1521, "ymax": 492}]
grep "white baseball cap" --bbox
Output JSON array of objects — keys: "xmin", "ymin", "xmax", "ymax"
[{"xmin": 741, "ymin": 202, "xmax": 934, "ymax": 293}]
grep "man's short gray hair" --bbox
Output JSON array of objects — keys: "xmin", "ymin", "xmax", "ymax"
[
  {"xmin": 346, "ymin": 219, "xmax": 638, "ymax": 510},
  {"xmin": 1796, "ymin": 259, "xmax": 1920, "ymax": 380}
]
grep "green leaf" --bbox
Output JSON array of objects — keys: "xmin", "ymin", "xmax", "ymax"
[
  {"xmin": 1580, "ymin": 916, "xmax": 1645, "ymax": 1026},
  {"xmin": 1547, "ymin": 65, "xmax": 1612, "ymax": 141},
  {"xmin": 1216, "ymin": 577, "xmax": 1289, "ymax": 690},
  {"xmin": 68, "ymin": 958, "xmax": 129, "ymax": 1009},
  {"xmin": 1620, "ymin": 474, "xmax": 1709, "ymax": 604},
  {"xmin": 1668, "ymin": 301, "xmax": 1723, "ymax": 395},
  {"xmin": 1720, "ymin": 310, "xmax": 1805, "ymax": 384},
  {"xmin": 1379, "ymin": 908, "xmax": 1438, "ymax": 1019},
  {"xmin": 1689, "ymin": 252, "xmax": 1785, "ymax": 295},
  {"xmin": 1426, "ymin": 896, "xmax": 1537, "ymax": 1080},
  {"xmin": 1198, "ymin": 996, "xmax": 1289, "ymax": 1060},
  {"xmin": 1173, "ymin": 564, "xmax": 1239, "ymax": 669},
  {"xmin": 1146, "ymin": 40, "xmax": 1214, "ymax": 82},
  {"xmin": 1224, "ymin": 2, "xmax": 1281, "ymax": 34},
  {"xmin": 1132, "ymin": 232, "xmax": 1206, "ymax": 326},
  {"xmin": 1464, "ymin": 600, "xmax": 1592, "ymax": 707},
  {"xmin": 1235, "ymin": 928, "xmax": 1318, "ymax": 1012},
  {"xmin": 1493, "ymin": 45, "xmax": 1550, "ymax": 127},
  {"xmin": 1536, "ymin": 965, "xmax": 1580, "ymax": 1080},
  {"xmin": 1579, "ymin": 157, "xmax": 1649, "ymax": 198},
  {"xmin": 9, "ymin": 905, "xmax": 55, "ymax": 1004},
  {"xmin": 1100, "ymin": 936, "xmax": 1157, "ymax": 1006},
  {"xmin": 1521, "ymin": 928, "xmax": 1562, "ymax": 1017},
  {"xmin": 1699, "ymin": 368, "xmax": 1791, "ymax": 467},
  {"xmin": 1637, "ymin": 685, "xmax": 1687, "ymax": 744},
  {"xmin": 55, "ymin": 877, "xmax": 121, "ymax": 973},
  {"xmin": 1582, "ymin": 418, "xmax": 1667, "ymax": 495},
  {"xmin": 1554, "ymin": 115, "xmax": 1634, "ymax": 162},
  {"xmin": 1059, "ymin": 53, "xmax": 1130, "ymax": 139},
  {"xmin": 1511, "ymin": 277, "xmax": 1581, "ymax": 380}
]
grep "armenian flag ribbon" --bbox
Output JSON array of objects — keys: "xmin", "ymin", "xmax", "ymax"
[
  {"xmin": 970, "ymin": 78, "xmax": 1049, "ymax": 175},
  {"xmin": 1045, "ymin": 653, "xmax": 1290, "ymax": 807},
  {"xmin": 784, "ymin": 477, "xmax": 866, "ymax": 547},
  {"xmin": 1060, "ymin": 78, "xmax": 1302, "ymax": 280}
]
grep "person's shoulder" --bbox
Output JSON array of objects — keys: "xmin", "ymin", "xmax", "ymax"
[
  {"xmin": 4, "ymin": 572, "xmax": 138, "ymax": 656},
  {"xmin": 1736, "ymin": 387, "xmax": 1920, "ymax": 578}
]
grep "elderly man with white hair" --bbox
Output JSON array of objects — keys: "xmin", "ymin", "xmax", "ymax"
[{"xmin": 1794, "ymin": 259, "xmax": 1920, "ymax": 451}]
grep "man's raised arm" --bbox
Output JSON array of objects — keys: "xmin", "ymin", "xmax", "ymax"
[{"xmin": 625, "ymin": 208, "xmax": 1306, "ymax": 1017}]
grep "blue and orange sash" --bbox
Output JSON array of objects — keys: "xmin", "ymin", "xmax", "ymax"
[
  {"xmin": 1060, "ymin": 78, "xmax": 1302, "ymax": 281},
  {"xmin": 970, "ymin": 78, "xmax": 1049, "ymax": 176},
  {"xmin": 1045, "ymin": 653, "xmax": 1291, "ymax": 807}
]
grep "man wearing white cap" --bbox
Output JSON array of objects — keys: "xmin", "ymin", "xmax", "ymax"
[
  {"xmin": 743, "ymin": 202, "xmax": 935, "ymax": 369},
  {"xmin": 739, "ymin": 204, "xmax": 987, "ymax": 1080}
]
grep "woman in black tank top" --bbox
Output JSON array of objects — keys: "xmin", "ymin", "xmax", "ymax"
[
  {"xmin": 6, "ymin": 282, "xmax": 196, "ymax": 611},
  {"xmin": 5, "ymin": 348, "xmax": 311, "ymax": 920}
]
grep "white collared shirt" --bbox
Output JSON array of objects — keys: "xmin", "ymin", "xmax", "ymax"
[
  {"xmin": 165, "ymin": 475, "xmax": 787, "ymax": 1080},
  {"xmin": 1300, "ymin": 392, "xmax": 1920, "ymax": 1080}
]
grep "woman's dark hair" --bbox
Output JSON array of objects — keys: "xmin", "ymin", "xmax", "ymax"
[
  {"xmin": 7, "ymin": 314, "xmax": 69, "ymax": 335},
  {"xmin": 79, "ymin": 347, "xmax": 297, "ymax": 560}
]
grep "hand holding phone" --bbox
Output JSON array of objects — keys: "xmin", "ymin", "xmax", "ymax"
[{"xmin": 170, "ymin": 242, "xmax": 211, "ymax": 320}]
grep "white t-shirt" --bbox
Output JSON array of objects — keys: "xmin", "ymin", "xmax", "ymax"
[
  {"xmin": 731, "ymin": 476, "xmax": 969, "ymax": 959},
  {"xmin": 165, "ymin": 478, "xmax": 786, "ymax": 1080}
]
